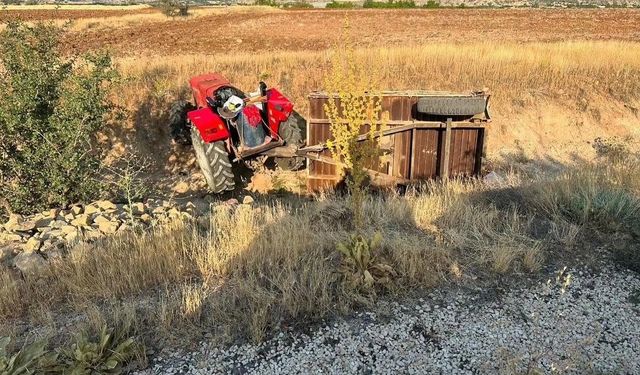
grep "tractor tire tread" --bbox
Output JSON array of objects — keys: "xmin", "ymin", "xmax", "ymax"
[
  {"xmin": 191, "ymin": 127, "xmax": 235, "ymax": 194},
  {"xmin": 416, "ymin": 96, "xmax": 486, "ymax": 117},
  {"xmin": 275, "ymin": 110, "xmax": 307, "ymax": 171}
]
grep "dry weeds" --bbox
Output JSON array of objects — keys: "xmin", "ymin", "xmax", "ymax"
[{"xmin": 2, "ymin": 159, "xmax": 637, "ymax": 345}]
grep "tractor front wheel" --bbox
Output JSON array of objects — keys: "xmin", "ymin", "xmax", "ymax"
[{"xmin": 191, "ymin": 127, "xmax": 235, "ymax": 193}]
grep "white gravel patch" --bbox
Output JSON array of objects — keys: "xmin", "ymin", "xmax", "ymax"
[{"xmin": 141, "ymin": 266, "xmax": 640, "ymax": 374}]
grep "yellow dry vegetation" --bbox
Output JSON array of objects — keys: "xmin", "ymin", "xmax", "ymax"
[
  {"xmin": 0, "ymin": 4, "xmax": 152, "ymax": 10},
  {"xmin": 2, "ymin": 158, "xmax": 638, "ymax": 343}
]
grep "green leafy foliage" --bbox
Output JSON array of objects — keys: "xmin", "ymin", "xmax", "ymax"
[
  {"xmin": 363, "ymin": 0, "xmax": 417, "ymax": 8},
  {"xmin": 337, "ymin": 233, "xmax": 396, "ymax": 293},
  {"xmin": 0, "ymin": 325, "xmax": 140, "ymax": 375},
  {"xmin": 0, "ymin": 337, "xmax": 60, "ymax": 375},
  {"xmin": 60, "ymin": 326, "xmax": 138, "ymax": 375},
  {"xmin": 423, "ymin": 0, "xmax": 440, "ymax": 8},
  {"xmin": 157, "ymin": 0, "xmax": 190, "ymax": 17},
  {"xmin": 325, "ymin": 1, "xmax": 356, "ymax": 8},
  {"xmin": 0, "ymin": 21, "xmax": 118, "ymax": 216}
]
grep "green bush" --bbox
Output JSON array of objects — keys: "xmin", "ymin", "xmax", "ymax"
[
  {"xmin": 0, "ymin": 21, "xmax": 118, "ymax": 216},
  {"xmin": 363, "ymin": 0, "xmax": 417, "ymax": 8},
  {"xmin": 282, "ymin": 1, "xmax": 315, "ymax": 8},
  {"xmin": 423, "ymin": 0, "xmax": 440, "ymax": 8},
  {"xmin": 157, "ymin": 0, "xmax": 190, "ymax": 17},
  {"xmin": 325, "ymin": 1, "xmax": 356, "ymax": 8},
  {"xmin": 0, "ymin": 326, "xmax": 141, "ymax": 375}
]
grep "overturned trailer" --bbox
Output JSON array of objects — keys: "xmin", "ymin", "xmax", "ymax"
[{"xmin": 300, "ymin": 91, "xmax": 491, "ymax": 191}]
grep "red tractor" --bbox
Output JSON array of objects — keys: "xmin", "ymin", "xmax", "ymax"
[{"xmin": 169, "ymin": 73, "xmax": 306, "ymax": 193}]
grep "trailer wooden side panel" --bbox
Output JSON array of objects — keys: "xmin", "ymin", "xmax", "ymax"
[{"xmin": 307, "ymin": 92, "xmax": 487, "ymax": 192}]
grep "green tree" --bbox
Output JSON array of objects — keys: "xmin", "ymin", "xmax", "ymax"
[{"xmin": 0, "ymin": 21, "xmax": 118, "ymax": 215}]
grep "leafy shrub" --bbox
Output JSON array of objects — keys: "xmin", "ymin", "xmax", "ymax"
[
  {"xmin": 254, "ymin": 0, "xmax": 278, "ymax": 5},
  {"xmin": 0, "ymin": 21, "xmax": 118, "ymax": 216},
  {"xmin": 592, "ymin": 136, "xmax": 632, "ymax": 163},
  {"xmin": 0, "ymin": 337, "xmax": 59, "ymax": 375},
  {"xmin": 0, "ymin": 326, "xmax": 140, "ymax": 375},
  {"xmin": 325, "ymin": 1, "xmax": 356, "ymax": 8},
  {"xmin": 337, "ymin": 233, "xmax": 396, "ymax": 295},
  {"xmin": 157, "ymin": 0, "xmax": 190, "ymax": 17},
  {"xmin": 60, "ymin": 326, "xmax": 140, "ymax": 374},
  {"xmin": 363, "ymin": 0, "xmax": 417, "ymax": 8},
  {"xmin": 422, "ymin": 0, "xmax": 440, "ymax": 8}
]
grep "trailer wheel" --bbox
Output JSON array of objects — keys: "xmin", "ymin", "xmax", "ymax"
[
  {"xmin": 191, "ymin": 127, "xmax": 235, "ymax": 193},
  {"xmin": 275, "ymin": 110, "xmax": 306, "ymax": 171},
  {"xmin": 169, "ymin": 100, "xmax": 195, "ymax": 145},
  {"xmin": 416, "ymin": 96, "xmax": 487, "ymax": 117}
]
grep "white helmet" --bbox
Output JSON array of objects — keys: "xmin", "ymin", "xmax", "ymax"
[{"xmin": 218, "ymin": 95, "xmax": 244, "ymax": 119}]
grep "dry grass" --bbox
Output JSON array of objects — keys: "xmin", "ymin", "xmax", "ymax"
[
  {"xmin": 2, "ymin": 159, "xmax": 637, "ymax": 345},
  {"xmin": 0, "ymin": 4, "xmax": 152, "ymax": 10},
  {"xmin": 66, "ymin": 7, "xmax": 274, "ymax": 32}
]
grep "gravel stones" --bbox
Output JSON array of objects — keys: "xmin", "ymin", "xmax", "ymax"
[{"xmin": 139, "ymin": 266, "xmax": 640, "ymax": 375}]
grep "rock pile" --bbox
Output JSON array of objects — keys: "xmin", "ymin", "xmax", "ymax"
[{"xmin": 0, "ymin": 198, "xmax": 214, "ymax": 275}]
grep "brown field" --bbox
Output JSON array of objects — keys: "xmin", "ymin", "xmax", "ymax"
[
  {"xmin": 0, "ymin": 5, "xmax": 154, "ymax": 22},
  {"xmin": 4, "ymin": 7, "xmax": 640, "ymax": 54}
]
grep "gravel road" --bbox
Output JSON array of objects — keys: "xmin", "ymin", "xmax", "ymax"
[{"xmin": 140, "ymin": 265, "xmax": 640, "ymax": 374}]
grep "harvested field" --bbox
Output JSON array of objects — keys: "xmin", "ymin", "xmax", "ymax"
[
  {"xmin": 0, "ymin": 5, "xmax": 154, "ymax": 22},
  {"xmin": 3, "ymin": 7, "xmax": 640, "ymax": 54},
  {"xmin": 64, "ymin": 8, "xmax": 640, "ymax": 55}
]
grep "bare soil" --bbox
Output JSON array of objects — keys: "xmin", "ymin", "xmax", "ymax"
[{"xmin": 4, "ymin": 8, "xmax": 639, "ymax": 56}]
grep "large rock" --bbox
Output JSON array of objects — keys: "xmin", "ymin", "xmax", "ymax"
[
  {"xmin": 33, "ymin": 216, "xmax": 54, "ymax": 228},
  {"xmin": 84, "ymin": 204, "xmax": 101, "ymax": 215},
  {"xmin": 93, "ymin": 215, "xmax": 111, "ymax": 225},
  {"xmin": 95, "ymin": 200, "xmax": 116, "ymax": 211},
  {"xmin": 39, "ymin": 228, "xmax": 62, "ymax": 241},
  {"xmin": 60, "ymin": 225, "xmax": 77, "ymax": 234},
  {"xmin": 71, "ymin": 214, "xmax": 92, "ymax": 227},
  {"xmin": 0, "ymin": 245, "xmax": 16, "ymax": 263},
  {"xmin": 130, "ymin": 202, "xmax": 145, "ymax": 215},
  {"xmin": 23, "ymin": 237, "xmax": 42, "ymax": 253},
  {"xmin": 0, "ymin": 231, "xmax": 23, "ymax": 242},
  {"xmin": 49, "ymin": 220, "xmax": 70, "ymax": 229},
  {"xmin": 4, "ymin": 214, "xmax": 36, "ymax": 232},
  {"xmin": 13, "ymin": 252, "xmax": 47, "ymax": 275},
  {"xmin": 97, "ymin": 219, "xmax": 120, "ymax": 234}
]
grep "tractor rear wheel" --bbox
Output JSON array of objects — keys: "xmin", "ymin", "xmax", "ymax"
[
  {"xmin": 416, "ymin": 96, "xmax": 486, "ymax": 117},
  {"xmin": 169, "ymin": 100, "xmax": 195, "ymax": 145},
  {"xmin": 190, "ymin": 127, "xmax": 235, "ymax": 193},
  {"xmin": 275, "ymin": 110, "xmax": 306, "ymax": 171}
]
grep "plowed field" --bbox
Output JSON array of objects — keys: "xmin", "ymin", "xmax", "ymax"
[{"xmin": 3, "ymin": 7, "xmax": 640, "ymax": 55}]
